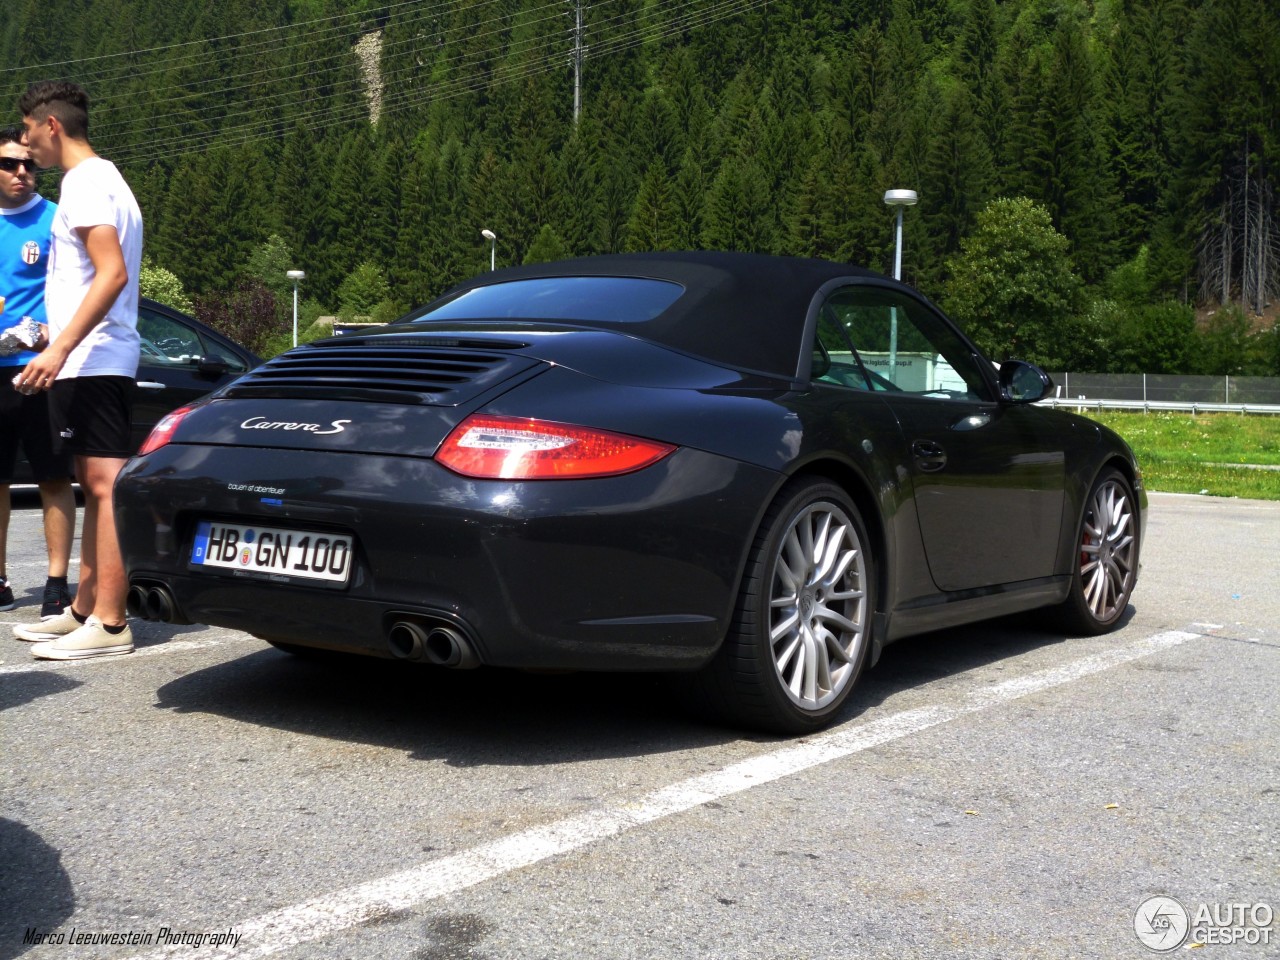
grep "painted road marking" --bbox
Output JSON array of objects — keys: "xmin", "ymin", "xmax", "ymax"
[{"xmin": 118, "ymin": 628, "xmax": 1201, "ymax": 960}]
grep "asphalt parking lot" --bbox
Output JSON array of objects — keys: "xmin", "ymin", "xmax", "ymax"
[{"xmin": 1, "ymin": 491, "xmax": 1277, "ymax": 960}]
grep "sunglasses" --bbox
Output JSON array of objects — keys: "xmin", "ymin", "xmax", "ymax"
[{"xmin": 0, "ymin": 157, "xmax": 38, "ymax": 174}]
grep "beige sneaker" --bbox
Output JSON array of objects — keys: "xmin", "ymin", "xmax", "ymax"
[
  {"xmin": 30, "ymin": 616, "xmax": 133, "ymax": 660},
  {"xmin": 14, "ymin": 608, "xmax": 85, "ymax": 642}
]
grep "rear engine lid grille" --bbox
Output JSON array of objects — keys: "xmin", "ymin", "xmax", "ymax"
[{"xmin": 222, "ymin": 336, "xmax": 541, "ymax": 405}]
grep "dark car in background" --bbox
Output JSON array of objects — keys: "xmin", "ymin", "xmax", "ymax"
[
  {"xmin": 114, "ymin": 252, "xmax": 1144, "ymax": 733},
  {"xmin": 131, "ymin": 297, "xmax": 261, "ymax": 450},
  {"xmin": 13, "ymin": 297, "xmax": 259, "ymax": 482}
]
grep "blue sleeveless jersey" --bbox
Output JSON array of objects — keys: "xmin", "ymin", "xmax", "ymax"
[{"xmin": 0, "ymin": 194, "xmax": 56, "ymax": 367}]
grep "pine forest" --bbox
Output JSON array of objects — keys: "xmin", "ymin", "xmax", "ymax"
[{"xmin": 2, "ymin": 0, "xmax": 1277, "ymax": 374}]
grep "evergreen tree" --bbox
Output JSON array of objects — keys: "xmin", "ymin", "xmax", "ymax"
[
  {"xmin": 670, "ymin": 146, "xmax": 709, "ymax": 251},
  {"xmin": 661, "ymin": 47, "xmax": 715, "ymax": 163},
  {"xmin": 916, "ymin": 78, "xmax": 993, "ymax": 291},
  {"xmin": 557, "ymin": 129, "xmax": 604, "ymax": 257},
  {"xmin": 631, "ymin": 88, "xmax": 680, "ymax": 176},
  {"xmin": 701, "ymin": 155, "xmax": 778, "ymax": 254},
  {"xmin": 273, "ymin": 123, "xmax": 330, "ymax": 297},
  {"xmin": 337, "ymin": 260, "xmax": 392, "ymax": 319},
  {"xmin": 625, "ymin": 164, "xmax": 680, "ymax": 253},
  {"xmin": 324, "ymin": 123, "xmax": 380, "ymax": 296},
  {"xmin": 1099, "ymin": 1, "xmax": 1183, "ymax": 255},
  {"xmin": 781, "ymin": 154, "xmax": 837, "ymax": 260},
  {"xmin": 831, "ymin": 143, "xmax": 890, "ymax": 272},
  {"xmin": 953, "ymin": 0, "xmax": 1009, "ymax": 184},
  {"xmin": 468, "ymin": 149, "xmax": 508, "ymax": 269},
  {"xmin": 523, "ymin": 225, "xmax": 571, "ymax": 264}
]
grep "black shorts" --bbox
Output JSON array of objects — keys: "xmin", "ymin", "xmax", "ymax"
[
  {"xmin": 49, "ymin": 375, "xmax": 135, "ymax": 459},
  {"xmin": 0, "ymin": 375, "xmax": 73, "ymax": 483}
]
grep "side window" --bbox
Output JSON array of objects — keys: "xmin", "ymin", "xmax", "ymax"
[
  {"xmin": 136, "ymin": 307, "xmax": 248, "ymax": 373},
  {"xmin": 822, "ymin": 287, "xmax": 993, "ymax": 401}
]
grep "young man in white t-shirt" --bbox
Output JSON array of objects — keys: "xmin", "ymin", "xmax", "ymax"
[{"xmin": 13, "ymin": 81, "xmax": 143, "ymax": 659}]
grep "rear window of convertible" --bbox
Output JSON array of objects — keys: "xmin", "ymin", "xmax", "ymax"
[{"xmin": 411, "ymin": 277, "xmax": 685, "ymax": 323}]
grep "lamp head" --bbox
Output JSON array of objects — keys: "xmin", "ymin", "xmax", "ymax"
[
  {"xmin": 286, "ymin": 270, "xmax": 306, "ymax": 280},
  {"xmin": 883, "ymin": 189, "xmax": 918, "ymax": 207},
  {"xmin": 481, "ymin": 229, "xmax": 496, "ymax": 241}
]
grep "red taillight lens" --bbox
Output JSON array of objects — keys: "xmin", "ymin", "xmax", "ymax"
[
  {"xmin": 137, "ymin": 405, "xmax": 195, "ymax": 456},
  {"xmin": 436, "ymin": 414, "xmax": 676, "ymax": 479}
]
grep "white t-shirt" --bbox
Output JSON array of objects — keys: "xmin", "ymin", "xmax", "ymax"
[{"xmin": 46, "ymin": 156, "xmax": 143, "ymax": 379}]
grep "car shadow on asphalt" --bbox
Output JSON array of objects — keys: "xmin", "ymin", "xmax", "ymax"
[{"xmin": 148, "ymin": 607, "xmax": 1124, "ymax": 765}]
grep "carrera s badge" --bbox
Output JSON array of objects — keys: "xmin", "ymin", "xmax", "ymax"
[{"xmin": 240, "ymin": 416, "xmax": 350, "ymax": 435}]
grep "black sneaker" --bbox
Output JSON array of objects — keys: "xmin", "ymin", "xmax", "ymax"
[
  {"xmin": 40, "ymin": 579, "xmax": 72, "ymax": 620},
  {"xmin": 0, "ymin": 577, "xmax": 13, "ymax": 612}
]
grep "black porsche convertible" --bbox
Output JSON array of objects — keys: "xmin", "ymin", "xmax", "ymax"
[{"xmin": 115, "ymin": 252, "xmax": 1144, "ymax": 733}]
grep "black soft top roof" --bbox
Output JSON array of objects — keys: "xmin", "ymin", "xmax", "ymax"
[{"xmin": 413, "ymin": 251, "xmax": 885, "ymax": 379}]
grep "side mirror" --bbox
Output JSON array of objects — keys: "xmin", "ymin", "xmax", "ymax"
[{"xmin": 999, "ymin": 360, "xmax": 1052, "ymax": 403}]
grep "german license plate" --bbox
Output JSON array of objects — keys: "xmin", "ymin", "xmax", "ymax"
[{"xmin": 190, "ymin": 521, "xmax": 354, "ymax": 584}]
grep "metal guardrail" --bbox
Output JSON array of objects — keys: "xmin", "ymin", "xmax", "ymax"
[
  {"xmin": 1038, "ymin": 398, "xmax": 1280, "ymax": 415},
  {"xmin": 1047, "ymin": 373, "xmax": 1280, "ymax": 409}
]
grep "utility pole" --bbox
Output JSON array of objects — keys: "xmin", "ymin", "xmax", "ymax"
[{"xmin": 568, "ymin": 0, "xmax": 585, "ymax": 124}]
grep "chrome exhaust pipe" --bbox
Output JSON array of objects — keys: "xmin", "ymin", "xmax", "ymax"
[
  {"xmin": 424, "ymin": 626, "xmax": 479, "ymax": 670},
  {"xmin": 387, "ymin": 620, "xmax": 429, "ymax": 661}
]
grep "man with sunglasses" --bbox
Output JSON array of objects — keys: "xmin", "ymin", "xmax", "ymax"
[
  {"xmin": 12, "ymin": 82, "xmax": 142, "ymax": 659},
  {"xmin": 0, "ymin": 125, "xmax": 75, "ymax": 627}
]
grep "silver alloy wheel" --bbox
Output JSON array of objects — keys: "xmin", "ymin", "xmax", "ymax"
[
  {"xmin": 1079, "ymin": 477, "xmax": 1137, "ymax": 621},
  {"xmin": 768, "ymin": 501, "xmax": 869, "ymax": 711}
]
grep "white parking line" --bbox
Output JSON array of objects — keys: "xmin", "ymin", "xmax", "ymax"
[{"xmin": 120, "ymin": 627, "xmax": 1201, "ymax": 960}]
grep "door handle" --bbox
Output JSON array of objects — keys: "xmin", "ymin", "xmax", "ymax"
[
  {"xmin": 135, "ymin": 381, "xmax": 167, "ymax": 391},
  {"xmin": 911, "ymin": 440, "xmax": 947, "ymax": 472}
]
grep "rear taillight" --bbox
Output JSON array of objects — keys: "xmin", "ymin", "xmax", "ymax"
[
  {"xmin": 436, "ymin": 414, "xmax": 675, "ymax": 479},
  {"xmin": 137, "ymin": 405, "xmax": 195, "ymax": 456}
]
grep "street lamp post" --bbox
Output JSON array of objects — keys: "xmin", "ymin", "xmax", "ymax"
[
  {"xmin": 882, "ymin": 190, "xmax": 917, "ymax": 385},
  {"xmin": 481, "ymin": 229, "xmax": 496, "ymax": 271},
  {"xmin": 883, "ymin": 189, "xmax": 918, "ymax": 281},
  {"xmin": 286, "ymin": 269, "xmax": 305, "ymax": 347}
]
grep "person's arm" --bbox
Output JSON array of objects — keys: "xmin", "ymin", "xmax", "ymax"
[{"xmin": 16, "ymin": 224, "xmax": 127, "ymax": 392}]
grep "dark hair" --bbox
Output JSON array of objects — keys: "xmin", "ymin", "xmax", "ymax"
[
  {"xmin": 0, "ymin": 125, "xmax": 23, "ymax": 147},
  {"xmin": 18, "ymin": 81, "xmax": 90, "ymax": 139}
]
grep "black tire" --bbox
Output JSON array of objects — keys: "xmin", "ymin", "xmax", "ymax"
[
  {"xmin": 697, "ymin": 479, "xmax": 874, "ymax": 734},
  {"xmin": 1055, "ymin": 467, "xmax": 1140, "ymax": 635}
]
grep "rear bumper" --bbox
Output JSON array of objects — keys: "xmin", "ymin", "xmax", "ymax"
[{"xmin": 115, "ymin": 444, "xmax": 778, "ymax": 670}]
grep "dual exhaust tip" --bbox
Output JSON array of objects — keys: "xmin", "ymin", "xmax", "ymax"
[
  {"xmin": 126, "ymin": 581, "xmax": 185, "ymax": 624},
  {"xmin": 387, "ymin": 620, "xmax": 479, "ymax": 669}
]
